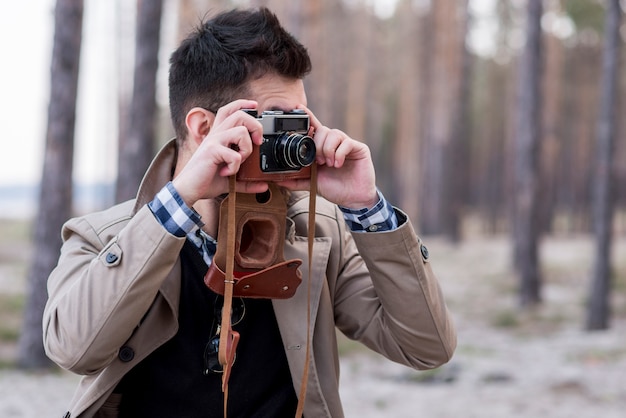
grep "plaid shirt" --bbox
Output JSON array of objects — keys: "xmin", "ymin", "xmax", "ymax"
[
  {"xmin": 338, "ymin": 190, "xmax": 398, "ymax": 232},
  {"xmin": 149, "ymin": 182, "xmax": 398, "ymax": 264},
  {"xmin": 148, "ymin": 182, "xmax": 215, "ymax": 265}
]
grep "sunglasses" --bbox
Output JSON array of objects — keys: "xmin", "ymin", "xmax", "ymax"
[{"xmin": 203, "ymin": 295, "xmax": 246, "ymax": 375}]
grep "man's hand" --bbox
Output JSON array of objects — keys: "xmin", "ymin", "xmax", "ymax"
[
  {"xmin": 172, "ymin": 100, "xmax": 269, "ymax": 207},
  {"xmin": 278, "ymin": 105, "xmax": 379, "ymax": 210}
]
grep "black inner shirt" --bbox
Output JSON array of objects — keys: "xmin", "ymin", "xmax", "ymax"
[{"xmin": 117, "ymin": 239, "xmax": 298, "ymax": 417}]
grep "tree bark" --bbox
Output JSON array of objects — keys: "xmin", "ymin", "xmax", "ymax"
[
  {"xmin": 512, "ymin": 0, "xmax": 543, "ymax": 307},
  {"xmin": 443, "ymin": 0, "xmax": 471, "ymax": 242},
  {"xmin": 17, "ymin": 0, "xmax": 84, "ymax": 369},
  {"xmin": 586, "ymin": 0, "xmax": 622, "ymax": 331},
  {"xmin": 391, "ymin": 1, "xmax": 423, "ymax": 222},
  {"xmin": 115, "ymin": 0, "xmax": 163, "ymax": 203},
  {"xmin": 419, "ymin": 0, "xmax": 464, "ymax": 235},
  {"xmin": 538, "ymin": 28, "xmax": 564, "ymax": 234}
]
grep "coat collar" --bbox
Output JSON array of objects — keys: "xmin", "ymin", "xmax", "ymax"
[{"xmin": 132, "ymin": 138, "xmax": 179, "ymax": 215}]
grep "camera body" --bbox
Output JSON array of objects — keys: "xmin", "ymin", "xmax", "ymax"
[{"xmin": 237, "ymin": 109, "xmax": 316, "ymax": 182}]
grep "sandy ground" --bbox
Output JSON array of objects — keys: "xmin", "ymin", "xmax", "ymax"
[{"xmin": 1, "ymin": 235, "xmax": 625, "ymax": 417}]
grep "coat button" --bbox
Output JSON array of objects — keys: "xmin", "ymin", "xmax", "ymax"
[
  {"xmin": 420, "ymin": 244, "xmax": 430, "ymax": 260},
  {"xmin": 118, "ymin": 345, "xmax": 135, "ymax": 362},
  {"xmin": 105, "ymin": 252, "xmax": 118, "ymax": 264}
]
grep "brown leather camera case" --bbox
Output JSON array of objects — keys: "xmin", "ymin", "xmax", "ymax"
[{"xmin": 204, "ymin": 183, "xmax": 303, "ymax": 299}]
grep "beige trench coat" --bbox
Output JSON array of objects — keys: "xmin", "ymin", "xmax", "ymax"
[{"xmin": 43, "ymin": 140, "xmax": 456, "ymax": 418}]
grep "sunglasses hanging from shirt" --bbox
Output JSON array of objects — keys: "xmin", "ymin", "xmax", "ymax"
[{"xmin": 203, "ymin": 295, "xmax": 245, "ymax": 375}]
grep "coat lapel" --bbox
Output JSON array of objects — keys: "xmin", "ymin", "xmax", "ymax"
[{"xmin": 272, "ymin": 236, "xmax": 331, "ymax": 403}]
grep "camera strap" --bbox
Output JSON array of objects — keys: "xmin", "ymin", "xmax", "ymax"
[
  {"xmin": 218, "ymin": 175, "xmax": 239, "ymax": 414},
  {"xmin": 296, "ymin": 162, "xmax": 316, "ymax": 418},
  {"xmin": 217, "ymin": 167, "xmax": 317, "ymax": 418}
]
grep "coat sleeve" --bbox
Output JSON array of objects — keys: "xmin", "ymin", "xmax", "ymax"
[
  {"xmin": 42, "ymin": 204, "xmax": 185, "ymax": 375},
  {"xmin": 331, "ymin": 207, "xmax": 456, "ymax": 369}
]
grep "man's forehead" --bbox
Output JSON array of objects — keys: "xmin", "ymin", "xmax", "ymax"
[{"xmin": 247, "ymin": 75, "xmax": 307, "ymax": 110}]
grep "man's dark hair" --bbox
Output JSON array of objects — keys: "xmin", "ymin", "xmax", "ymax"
[{"xmin": 169, "ymin": 7, "xmax": 312, "ymax": 141}]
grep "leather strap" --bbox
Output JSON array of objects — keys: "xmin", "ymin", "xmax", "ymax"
[
  {"xmin": 219, "ymin": 175, "xmax": 239, "ymax": 417},
  {"xmin": 218, "ymin": 168, "xmax": 317, "ymax": 418},
  {"xmin": 295, "ymin": 163, "xmax": 316, "ymax": 417}
]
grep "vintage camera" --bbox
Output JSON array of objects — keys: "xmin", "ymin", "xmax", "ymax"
[
  {"xmin": 206, "ymin": 110, "xmax": 315, "ymax": 299},
  {"xmin": 237, "ymin": 109, "xmax": 316, "ymax": 182}
]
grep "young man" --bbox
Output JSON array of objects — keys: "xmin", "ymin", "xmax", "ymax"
[{"xmin": 43, "ymin": 7, "xmax": 456, "ymax": 418}]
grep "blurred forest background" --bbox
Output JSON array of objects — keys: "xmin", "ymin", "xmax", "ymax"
[{"xmin": 2, "ymin": 0, "xmax": 625, "ymax": 374}]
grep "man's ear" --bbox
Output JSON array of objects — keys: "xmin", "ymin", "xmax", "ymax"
[{"xmin": 185, "ymin": 107, "xmax": 215, "ymax": 146}]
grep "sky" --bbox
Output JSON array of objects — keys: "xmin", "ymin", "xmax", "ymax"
[
  {"xmin": 0, "ymin": 0, "xmax": 121, "ymax": 188},
  {"xmin": 0, "ymin": 0, "xmax": 496, "ymax": 190},
  {"xmin": 0, "ymin": 0, "xmax": 141, "ymax": 189},
  {"xmin": 0, "ymin": 0, "xmax": 54, "ymax": 187}
]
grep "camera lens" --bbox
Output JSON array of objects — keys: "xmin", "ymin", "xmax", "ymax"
[{"xmin": 274, "ymin": 133, "xmax": 316, "ymax": 169}]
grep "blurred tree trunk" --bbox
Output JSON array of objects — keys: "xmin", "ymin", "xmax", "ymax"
[
  {"xmin": 481, "ymin": 61, "xmax": 510, "ymax": 234},
  {"xmin": 362, "ymin": 15, "xmax": 392, "ymax": 190},
  {"xmin": 177, "ymin": 0, "xmax": 198, "ymax": 41},
  {"xmin": 512, "ymin": 0, "xmax": 543, "ymax": 307},
  {"xmin": 538, "ymin": 28, "xmax": 564, "ymax": 234},
  {"xmin": 618, "ymin": 39, "xmax": 626, "ymax": 234},
  {"xmin": 586, "ymin": 0, "xmax": 622, "ymax": 331},
  {"xmin": 301, "ymin": 1, "xmax": 330, "ymax": 125},
  {"xmin": 324, "ymin": 1, "xmax": 348, "ymax": 130},
  {"xmin": 17, "ymin": 0, "xmax": 84, "ymax": 369},
  {"xmin": 391, "ymin": 1, "xmax": 422, "ymax": 221},
  {"xmin": 176, "ymin": 0, "xmax": 233, "ymax": 42},
  {"xmin": 443, "ymin": 0, "xmax": 471, "ymax": 242},
  {"xmin": 558, "ymin": 48, "xmax": 576, "ymax": 232},
  {"xmin": 345, "ymin": 4, "xmax": 371, "ymax": 148},
  {"xmin": 558, "ymin": 42, "xmax": 600, "ymax": 233},
  {"xmin": 572, "ymin": 45, "xmax": 599, "ymax": 233},
  {"xmin": 419, "ymin": 0, "xmax": 464, "ymax": 236},
  {"xmin": 472, "ymin": 1, "xmax": 515, "ymax": 235},
  {"xmin": 116, "ymin": 0, "xmax": 163, "ymax": 203}
]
